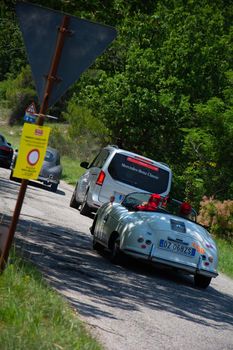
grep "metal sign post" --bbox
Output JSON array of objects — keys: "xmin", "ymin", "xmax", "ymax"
[
  {"xmin": 0, "ymin": 0, "xmax": 116, "ymax": 272},
  {"xmin": 0, "ymin": 15, "xmax": 71, "ymax": 272}
]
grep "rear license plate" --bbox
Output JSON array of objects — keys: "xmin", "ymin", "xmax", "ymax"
[
  {"xmin": 159, "ymin": 239, "xmax": 196, "ymax": 257},
  {"xmin": 114, "ymin": 192, "xmax": 125, "ymax": 203}
]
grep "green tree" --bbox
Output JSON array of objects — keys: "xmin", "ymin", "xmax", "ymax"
[
  {"xmin": 70, "ymin": 0, "xmax": 233, "ymax": 205},
  {"xmin": 3, "ymin": 65, "xmax": 37, "ymax": 125},
  {"xmin": 0, "ymin": 0, "xmax": 232, "ymax": 206},
  {"xmin": 0, "ymin": 2, "xmax": 26, "ymax": 80}
]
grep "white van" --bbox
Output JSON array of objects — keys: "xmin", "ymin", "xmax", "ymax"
[{"xmin": 70, "ymin": 145, "xmax": 172, "ymax": 216}]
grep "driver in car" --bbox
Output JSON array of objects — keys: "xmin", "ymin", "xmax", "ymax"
[
  {"xmin": 179, "ymin": 201, "xmax": 192, "ymax": 219},
  {"xmin": 135, "ymin": 193, "xmax": 161, "ymax": 211}
]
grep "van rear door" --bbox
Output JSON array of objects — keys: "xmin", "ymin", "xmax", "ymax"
[{"xmin": 98, "ymin": 153, "xmax": 172, "ymax": 203}]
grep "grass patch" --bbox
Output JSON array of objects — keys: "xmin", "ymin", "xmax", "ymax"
[
  {"xmin": 0, "ymin": 123, "xmax": 22, "ymax": 149},
  {"xmin": 61, "ymin": 156, "xmax": 86, "ymax": 185},
  {"xmin": 0, "ymin": 251, "xmax": 102, "ymax": 350},
  {"xmin": 215, "ymin": 237, "xmax": 233, "ymax": 278}
]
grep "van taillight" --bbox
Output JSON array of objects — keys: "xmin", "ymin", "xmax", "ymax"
[{"xmin": 96, "ymin": 170, "xmax": 105, "ymax": 185}]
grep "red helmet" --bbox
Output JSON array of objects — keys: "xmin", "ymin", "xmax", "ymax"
[
  {"xmin": 180, "ymin": 202, "xmax": 192, "ymax": 215},
  {"xmin": 148, "ymin": 193, "xmax": 161, "ymax": 204}
]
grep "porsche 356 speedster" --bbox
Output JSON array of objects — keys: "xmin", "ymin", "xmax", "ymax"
[{"xmin": 90, "ymin": 192, "xmax": 218, "ymax": 289}]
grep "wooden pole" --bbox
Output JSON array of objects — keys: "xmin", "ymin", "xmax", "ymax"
[{"xmin": 0, "ymin": 15, "xmax": 70, "ymax": 272}]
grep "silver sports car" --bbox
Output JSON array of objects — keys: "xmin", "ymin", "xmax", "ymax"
[{"xmin": 90, "ymin": 192, "xmax": 218, "ymax": 289}]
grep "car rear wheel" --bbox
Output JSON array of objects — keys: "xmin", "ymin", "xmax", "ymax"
[
  {"xmin": 90, "ymin": 215, "xmax": 97, "ymax": 235},
  {"xmin": 110, "ymin": 236, "xmax": 123, "ymax": 265},
  {"xmin": 9, "ymin": 171, "xmax": 20, "ymax": 182},
  {"xmin": 51, "ymin": 183, "xmax": 58, "ymax": 192},
  {"xmin": 79, "ymin": 191, "xmax": 92, "ymax": 216},
  {"xmin": 9, "ymin": 170, "xmax": 15, "ymax": 181},
  {"xmin": 194, "ymin": 274, "xmax": 212, "ymax": 289},
  {"xmin": 93, "ymin": 237, "xmax": 104, "ymax": 252},
  {"xmin": 70, "ymin": 190, "xmax": 80, "ymax": 209}
]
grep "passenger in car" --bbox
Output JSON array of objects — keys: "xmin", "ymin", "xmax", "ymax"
[
  {"xmin": 179, "ymin": 201, "xmax": 192, "ymax": 219},
  {"xmin": 135, "ymin": 193, "xmax": 161, "ymax": 211}
]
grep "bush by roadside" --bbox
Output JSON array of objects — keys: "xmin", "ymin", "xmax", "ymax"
[{"xmin": 197, "ymin": 196, "xmax": 233, "ymax": 240}]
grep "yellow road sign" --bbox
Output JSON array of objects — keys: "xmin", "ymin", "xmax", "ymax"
[{"xmin": 13, "ymin": 123, "xmax": 51, "ymax": 179}]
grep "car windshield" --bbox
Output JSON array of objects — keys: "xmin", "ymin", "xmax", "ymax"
[
  {"xmin": 44, "ymin": 150, "xmax": 54, "ymax": 162},
  {"xmin": 122, "ymin": 192, "xmax": 152, "ymax": 209},
  {"xmin": 166, "ymin": 199, "xmax": 197, "ymax": 221},
  {"xmin": 108, "ymin": 153, "xmax": 170, "ymax": 193}
]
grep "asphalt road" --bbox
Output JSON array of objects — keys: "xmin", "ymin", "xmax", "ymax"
[{"xmin": 0, "ymin": 167, "xmax": 233, "ymax": 350}]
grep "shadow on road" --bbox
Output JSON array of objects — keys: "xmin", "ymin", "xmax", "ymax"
[
  {"xmin": 1, "ymin": 209, "xmax": 232, "ymax": 332},
  {"xmin": 0, "ymin": 173, "xmax": 65, "ymax": 196}
]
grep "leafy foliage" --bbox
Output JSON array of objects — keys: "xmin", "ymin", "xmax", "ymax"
[
  {"xmin": 73, "ymin": 0, "xmax": 233, "ymax": 206},
  {"xmin": 0, "ymin": 1, "xmax": 26, "ymax": 80},
  {"xmin": 1, "ymin": 66, "xmax": 37, "ymax": 125},
  {"xmin": 0, "ymin": 0, "xmax": 232, "ymax": 208}
]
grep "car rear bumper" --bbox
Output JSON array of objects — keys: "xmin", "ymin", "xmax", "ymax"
[
  {"xmin": 38, "ymin": 175, "xmax": 59, "ymax": 185},
  {"xmin": 123, "ymin": 248, "xmax": 218, "ymax": 278},
  {"xmin": 0, "ymin": 156, "xmax": 12, "ymax": 168},
  {"xmin": 151, "ymin": 256, "xmax": 218, "ymax": 278},
  {"xmin": 87, "ymin": 189, "xmax": 103, "ymax": 209}
]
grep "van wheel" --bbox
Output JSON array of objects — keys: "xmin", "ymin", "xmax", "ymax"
[
  {"xmin": 80, "ymin": 192, "xmax": 92, "ymax": 216},
  {"xmin": 70, "ymin": 190, "xmax": 80, "ymax": 209},
  {"xmin": 194, "ymin": 274, "xmax": 212, "ymax": 289}
]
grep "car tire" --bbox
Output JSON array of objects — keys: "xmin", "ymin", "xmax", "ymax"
[
  {"xmin": 110, "ymin": 236, "xmax": 123, "ymax": 265},
  {"xmin": 70, "ymin": 190, "xmax": 80, "ymax": 209},
  {"xmin": 9, "ymin": 171, "xmax": 19, "ymax": 182},
  {"xmin": 51, "ymin": 183, "xmax": 58, "ymax": 192},
  {"xmin": 93, "ymin": 237, "xmax": 104, "ymax": 252},
  {"xmin": 9, "ymin": 170, "xmax": 15, "ymax": 181},
  {"xmin": 194, "ymin": 274, "xmax": 212, "ymax": 289},
  {"xmin": 79, "ymin": 191, "xmax": 92, "ymax": 216}
]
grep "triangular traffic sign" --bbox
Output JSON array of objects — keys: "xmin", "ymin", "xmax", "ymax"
[
  {"xmin": 25, "ymin": 102, "xmax": 37, "ymax": 115},
  {"xmin": 16, "ymin": 2, "xmax": 117, "ymax": 108}
]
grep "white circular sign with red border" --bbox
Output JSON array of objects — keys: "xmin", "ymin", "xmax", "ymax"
[{"xmin": 27, "ymin": 149, "xmax": 40, "ymax": 166}]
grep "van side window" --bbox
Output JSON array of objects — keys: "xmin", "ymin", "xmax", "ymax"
[
  {"xmin": 89, "ymin": 153, "xmax": 100, "ymax": 168},
  {"xmin": 89, "ymin": 150, "xmax": 110, "ymax": 168}
]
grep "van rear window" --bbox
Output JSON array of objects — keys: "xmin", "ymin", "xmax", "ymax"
[{"xmin": 108, "ymin": 154, "xmax": 170, "ymax": 193}]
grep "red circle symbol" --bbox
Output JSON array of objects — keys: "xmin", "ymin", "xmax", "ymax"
[{"xmin": 27, "ymin": 149, "xmax": 40, "ymax": 166}]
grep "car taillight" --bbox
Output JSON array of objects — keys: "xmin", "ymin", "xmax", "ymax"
[
  {"xmin": 0, "ymin": 146, "xmax": 11, "ymax": 152},
  {"xmin": 96, "ymin": 170, "xmax": 105, "ymax": 185}
]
